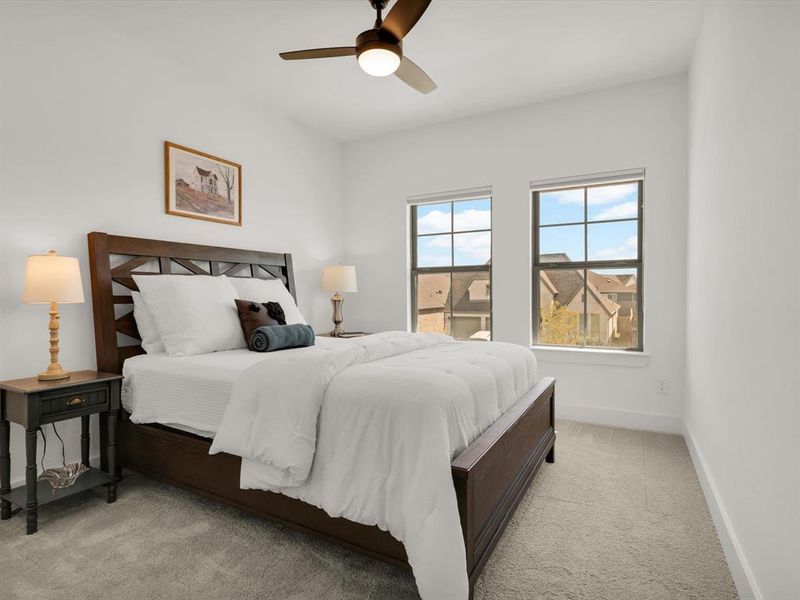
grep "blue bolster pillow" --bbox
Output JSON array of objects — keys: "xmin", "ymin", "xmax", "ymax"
[{"xmin": 249, "ymin": 324, "xmax": 315, "ymax": 352}]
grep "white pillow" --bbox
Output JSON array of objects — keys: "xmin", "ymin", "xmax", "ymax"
[
  {"xmin": 132, "ymin": 291, "xmax": 165, "ymax": 354},
  {"xmin": 133, "ymin": 274, "xmax": 245, "ymax": 356},
  {"xmin": 225, "ymin": 276, "xmax": 306, "ymax": 325}
]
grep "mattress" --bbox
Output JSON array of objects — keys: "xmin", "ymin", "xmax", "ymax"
[
  {"xmin": 122, "ymin": 349, "xmax": 245, "ymax": 437},
  {"xmin": 121, "ymin": 338, "xmax": 344, "ymax": 436}
]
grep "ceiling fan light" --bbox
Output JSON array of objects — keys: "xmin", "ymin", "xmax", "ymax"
[{"xmin": 358, "ymin": 47, "xmax": 401, "ymax": 77}]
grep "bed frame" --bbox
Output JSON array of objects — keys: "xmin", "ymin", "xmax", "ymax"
[{"xmin": 87, "ymin": 231, "xmax": 555, "ymax": 598}]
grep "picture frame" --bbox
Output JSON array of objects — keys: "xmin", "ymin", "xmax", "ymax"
[{"xmin": 164, "ymin": 141, "xmax": 242, "ymax": 226}]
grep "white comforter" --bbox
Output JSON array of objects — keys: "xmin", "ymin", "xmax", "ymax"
[{"xmin": 210, "ymin": 331, "xmax": 538, "ymax": 600}]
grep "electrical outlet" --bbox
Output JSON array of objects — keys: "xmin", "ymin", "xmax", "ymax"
[{"xmin": 656, "ymin": 379, "xmax": 669, "ymax": 395}]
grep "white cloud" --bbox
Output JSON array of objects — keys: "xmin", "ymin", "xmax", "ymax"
[
  {"xmin": 591, "ymin": 235, "xmax": 637, "ymax": 260},
  {"xmin": 419, "ymin": 208, "xmax": 490, "ymax": 233},
  {"xmin": 454, "ymin": 209, "xmax": 490, "ymax": 231},
  {"xmin": 592, "ymin": 201, "xmax": 638, "ymax": 221},
  {"xmin": 454, "ymin": 232, "xmax": 491, "ymax": 262},
  {"xmin": 425, "ymin": 236, "xmax": 451, "ymax": 249},
  {"xmin": 549, "ymin": 183, "xmax": 637, "ymax": 206},
  {"xmin": 545, "ymin": 189, "xmax": 583, "ymax": 205},
  {"xmin": 420, "ymin": 232, "xmax": 491, "ymax": 265},
  {"xmin": 587, "ymin": 183, "xmax": 637, "ymax": 205},
  {"xmin": 417, "ymin": 209, "xmax": 450, "ymax": 234}
]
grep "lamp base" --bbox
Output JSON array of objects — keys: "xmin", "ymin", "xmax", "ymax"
[
  {"xmin": 330, "ymin": 294, "xmax": 344, "ymax": 337},
  {"xmin": 38, "ymin": 302, "xmax": 71, "ymax": 381},
  {"xmin": 38, "ymin": 365, "xmax": 70, "ymax": 381}
]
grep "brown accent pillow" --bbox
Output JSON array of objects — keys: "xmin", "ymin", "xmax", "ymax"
[{"xmin": 234, "ymin": 299, "xmax": 287, "ymax": 344}]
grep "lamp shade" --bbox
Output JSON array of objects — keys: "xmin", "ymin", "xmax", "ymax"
[
  {"xmin": 23, "ymin": 251, "xmax": 85, "ymax": 304},
  {"xmin": 321, "ymin": 265, "xmax": 357, "ymax": 293}
]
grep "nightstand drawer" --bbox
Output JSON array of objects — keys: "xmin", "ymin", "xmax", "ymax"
[{"xmin": 39, "ymin": 386, "xmax": 109, "ymax": 418}]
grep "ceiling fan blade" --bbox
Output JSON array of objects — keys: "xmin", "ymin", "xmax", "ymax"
[
  {"xmin": 381, "ymin": 0, "xmax": 431, "ymax": 40},
  {"xmin": 395, "ymin": 56, "xmax": 436, "ymax": 94},
  {"xmin": 279, "ymin": 47, "xmax": 356, "ymax": 60}
]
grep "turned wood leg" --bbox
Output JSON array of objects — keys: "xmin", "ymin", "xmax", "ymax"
[
  {"xmin": 106, "ymin": 409, "xmax": 117, "ymax": 504},
  {"xmin": 81, "ymin": 415, "xmax": 90, "ymax": 467},
  {"xmin": 99, "ymin": 412, "xmax": 108, "ymax": 473},
  {"xmin": 0, "ymin": 419, "xmax": 10, "ymax": 520},
  {"xmin": 546, "ymin": 388, "xmax": 556, "ymax": 464},
  {"xmin": 25, "ymin": 428, "xmax": 38, "ymax": 534}
]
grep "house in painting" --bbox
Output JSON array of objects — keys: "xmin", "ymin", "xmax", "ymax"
[{"xmin": 192, "ymin": 166, "xmax": 218, "ymax": 195}]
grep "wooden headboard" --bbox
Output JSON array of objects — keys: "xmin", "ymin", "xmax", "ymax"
[{"xmin": 87, "ymin": 232, "xmax": 296, "ymax": 374}]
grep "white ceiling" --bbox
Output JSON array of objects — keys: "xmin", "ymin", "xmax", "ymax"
[{"xmin": 100, "ymin": 1, "xmax": 704, "ymax": 141}]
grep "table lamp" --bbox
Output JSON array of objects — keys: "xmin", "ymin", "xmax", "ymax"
[
  {"xmin": 321, "ymin": 265, "xmax": 357, "ymax": 337},
  {"xmin": 23, "ymin": 250, "xmax": 85, "ymax": 380}
]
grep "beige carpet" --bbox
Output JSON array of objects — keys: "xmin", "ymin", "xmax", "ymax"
[{"xmin": 0, "ymin": 421, "xmax": 737, "ymax": 600}]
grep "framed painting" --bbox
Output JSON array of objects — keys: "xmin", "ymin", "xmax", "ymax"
[{"xmin": 164, "ymin": 141, "xmax": 242, "ymax": 226}]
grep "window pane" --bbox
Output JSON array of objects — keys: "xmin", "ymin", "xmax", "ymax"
[
  {"xmin": 451, "ymin": 270, "xmax": 491, "ymax": 341},
  {"xmin": 587, "ymin": 182, "xmax": 639, "ymax": 221},
  {"xmin": 416, "ymin": 202, "xmax": 451, "ymax": 234},
  {"xmin": 586, "ymin": 268, "xmax": 638, "ymax": 349},
  {"xmin": 417, "ymin": 234, "xmax": 452, "ymax": 267},
  {"xmin": 587, "ymin": 220, "xmax": 637, "ymax": 261},
  {"xmin": 414, "ymin": 273, "xmax": 451, "ymax": 335},
  {"xmin": 539, "ymin": 189, "xmax": 584, "ymax": 225},
  {"xmin": 453, "ymin": 198, "xmax": 491, "ymax": 232},
  {"xmin": 538, "ymin": 269, "xmax": 585, "ymax": 346},
  {"xmin": 539, "ymin": 224, "xmax": 584, "ymax": 262},
  {"xmin": 454, "ymin": 231, "xmax": 491, "ymax": 266}
]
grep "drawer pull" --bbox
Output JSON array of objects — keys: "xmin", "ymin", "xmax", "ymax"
[{"xmin": 66, "ymin": 397, "xmax": 85, "ymax": 407}]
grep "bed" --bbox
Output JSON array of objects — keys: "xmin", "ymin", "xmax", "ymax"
[{"xmin": 87, "ymin": 232, "xmax": 556, "ymax": 600}]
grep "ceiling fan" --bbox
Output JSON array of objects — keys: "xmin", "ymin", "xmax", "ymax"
[{"xmin": 279, "ymin": 0, "xmax": 436, "ymax": 94}]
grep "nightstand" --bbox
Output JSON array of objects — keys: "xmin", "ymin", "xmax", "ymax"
[{"xmin": 0, "ymin": 370, "xmax": 122, "ymax": 534}]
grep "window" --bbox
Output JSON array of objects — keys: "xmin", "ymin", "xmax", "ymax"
[
  {"xmin": 411, "ymin": 195, "xmax": 492, "ymax": 341},
  {"xmin": 532, "ymin": 175, "xmax": 643, "ymax": 350}
]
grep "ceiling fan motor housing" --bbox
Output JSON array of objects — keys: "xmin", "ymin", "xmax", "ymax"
[{"xmin": 356, "ymin": 28, "xmax": 403, "ymax": 61}]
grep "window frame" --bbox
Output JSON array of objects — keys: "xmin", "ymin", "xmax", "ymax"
[
  {"xmin": 410, "ymin": 197, "xmax": 493, "ymax": 340},
  {"xmin": 531, "ymin": 178, "xmax": 644, "ymax": 351}
]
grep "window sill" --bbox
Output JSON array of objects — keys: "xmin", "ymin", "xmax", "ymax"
[{"xmin": 530, "ymin": 345, "xmax": 651, "ymax": 368}]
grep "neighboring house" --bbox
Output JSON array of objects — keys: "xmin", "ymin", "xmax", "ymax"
[
  {"xmin": 417, "ymin": 252, "xmax": 637, "ymax": 345},
  {"xmin": 192, "ymin": 166, "xmax": 218, "ymax": 195},
  {"xmin": 539, "ymin": 253, "xmax": 637, "ymax": 346},
  {"xmin": 415, "ymin": 273, "xmax": 450, "ymax": 334},
  {"xmin": 448, "ymin": 271, "xmax": 491, "ymax": 340},
  {"xmin": 415, "ymin": 268, "xmax": 492, "ymax": 340}
]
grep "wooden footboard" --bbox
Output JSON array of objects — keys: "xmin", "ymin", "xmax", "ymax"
[{"xmin": 453, "ymin": 376, "xmax": 556, "ymax": 587}]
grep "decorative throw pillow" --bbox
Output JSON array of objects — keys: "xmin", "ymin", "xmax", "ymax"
[
  {"xmin": 249, "ymin": 324, "xmax": 315, "ymax": 352},
  {"xmin": 225, "ymin": 277, "xmax": 307, "ymax": 325},
  {"xmin": 235, "ymin": 299, "xmax": 286, "ymax": 344}
]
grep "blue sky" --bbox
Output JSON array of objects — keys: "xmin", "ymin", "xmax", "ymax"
[
  {"xmin": 539, "ymin": 182, "xmax": 638, "ymax": 261},
  {"xmin": 415, "ymin": 187, "xmax": 638, "ymax": 268},
  {"xmin": 417, "ymin": 199, "xmax": 491, "ymax": 267},
  {"xmin": 540, "ymin": 220, "xmax": 638, "ymax": 261},
  {"xmin": 539, "ymin": 182, "xmax": 638, "ymax": 224}
]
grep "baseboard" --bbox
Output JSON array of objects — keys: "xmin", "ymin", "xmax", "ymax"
[
  {"xmin": 682, "ymin": 423, "xmax": 762, "ymax": 600},
  {"xmin": 556, "ymin": 403, "xmax": 682, "ymax": 434}
]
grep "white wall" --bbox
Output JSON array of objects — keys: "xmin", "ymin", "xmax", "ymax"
[
  {"xmin": 0, "ymin": 3, "xmax": 344, "ymax": 478},
  {"xmin": 685, "ymin": 2, "xmax": 800, "ymax": 599},
  {"xmin": 343, "ymin": 75, "xmax": 688, "ymax": 433}
]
